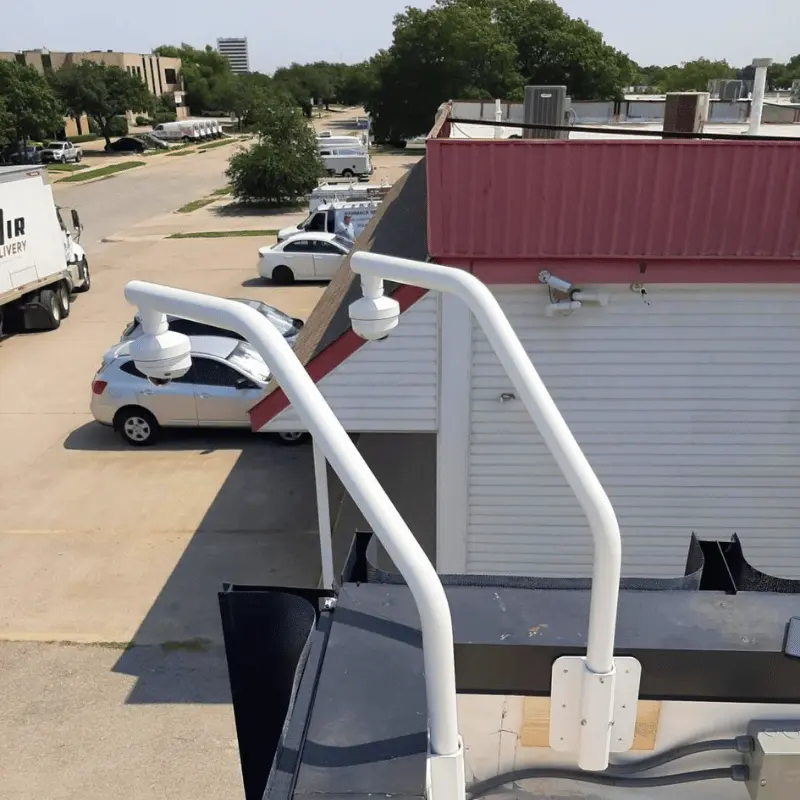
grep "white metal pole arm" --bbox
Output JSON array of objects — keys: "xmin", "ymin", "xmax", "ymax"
[
  {"xmin": 350, "ymin": 253, "xmax": 623, "ymax": 769},
  {"xmin": 123, "ymin": 281, "xmax": 461, "ymax": 764}
]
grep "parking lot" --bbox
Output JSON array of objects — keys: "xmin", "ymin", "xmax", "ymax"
[{"xmin": 0, "ymin": 108, "xmax": 417, "ymax": 799}]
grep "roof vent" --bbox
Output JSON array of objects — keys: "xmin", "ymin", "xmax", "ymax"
[
  {"xmin": 663, "ymin": 92, "xmax": 710, "ymax": 138},
  {"xmin": 522, "ymin": 85, "xmax": 568, "ymax": 140}
]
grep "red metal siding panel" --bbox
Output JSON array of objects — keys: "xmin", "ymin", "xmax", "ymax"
[{"xmin": 426, "ymin": 139, "xmax": 800, "ymax": 263}]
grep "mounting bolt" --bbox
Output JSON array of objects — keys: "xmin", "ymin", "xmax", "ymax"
[
  {"xmin": 323, "ymin": 597, "xmax": 337, "ymax": 611},
  {"xmin": 580, "ymin": 719, "xmax": 587, "ymax": 727},
  {"xmin": 760, "ymin": 780, "xmax": 767, "ymax": 787}
]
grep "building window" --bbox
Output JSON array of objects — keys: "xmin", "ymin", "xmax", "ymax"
[
  {"xmin": 164, "ymin": 68, "xmax": 177, "ymax": 85},
  {"xmin": 41, "ymin": 53, "xmax": 52, "ymax": 72},
  {"xmin": 15, "ymin": 53, "xmax": 25, "ymax": 65}
]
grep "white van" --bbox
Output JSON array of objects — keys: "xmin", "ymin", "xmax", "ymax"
[
  {"xmin": 277, "ymin": 200, "xmax": 380, "ymax": 243},
  {"xmin": 152, "ymin": 121, "xmax": 199, "ymax": 143},
  {"xmin": 308, "ymin": 182, "xmax": 392, "ymax": 212},
  {"xmin": 318, "ymin": 147, "xmax": 373, "ymax": 179},
  {"xmin": 316, "ymin": 135, "xmax": 367, "ymax": 150}
]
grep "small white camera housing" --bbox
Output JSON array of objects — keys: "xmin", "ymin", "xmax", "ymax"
[
  {"xmin": 348, "ymin": 294, "xmax": 400, "ymax": 341},
  {"xmin": 539, "ymin": 270, "xmax": 573, "ymax": 294},
  {"xmin": 129, "ymin": 328, "xmax": 192, "ymax": 383}
]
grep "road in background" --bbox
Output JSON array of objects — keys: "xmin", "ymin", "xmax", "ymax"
[{"xmin": 52, "ymin": 144, "xmax": 240, "ymax": 248}]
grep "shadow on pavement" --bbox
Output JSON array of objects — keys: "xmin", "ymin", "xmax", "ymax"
[
  {"xmin": 64, "ymin": 421, "xmax": 285, "ymax": 452},
  {"xmin": 111, "ymin": 436, "xmax": 331, "ymax": 703}
]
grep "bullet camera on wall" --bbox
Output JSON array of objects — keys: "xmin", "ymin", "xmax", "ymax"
[
  {"xmin": 129, "ymin": 312, "xmax": 192, "ymax": 384},
  {"xmin": 348, "ymin": 293, "xmax": 401, "ymax": 341},
  {"xmin": 538, "ymin": 270, "xmax": 573, "ymax": 294}
]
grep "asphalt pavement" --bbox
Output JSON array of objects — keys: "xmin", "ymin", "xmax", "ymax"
[{"xmin": 52, "ymin": 144, "xmax": 239, "ymax": 249}]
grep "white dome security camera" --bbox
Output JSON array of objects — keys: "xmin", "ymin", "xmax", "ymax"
[
  {"xmin": 129, "ymin": 328, "xmax": 192, "ymax": 383},
  {"xmin": 348, "ymin": 294, "xmax": 400, "ymax": 341}
]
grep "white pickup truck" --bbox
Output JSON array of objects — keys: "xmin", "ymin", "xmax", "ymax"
[
  {"xmin": 0, "ymin": 165, "xmax": 91, "ymax": 335},
  {"xmin": 40, "ymin": 141, "xmax": 83, "ymax": 164}
]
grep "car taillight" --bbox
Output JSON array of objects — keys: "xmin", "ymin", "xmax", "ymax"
[{"xmin": 92, "ymin": 380, "xmax": 107, "ymax": 395}]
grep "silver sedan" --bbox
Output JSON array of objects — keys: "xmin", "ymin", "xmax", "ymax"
[{"xmin": 91, "ymin": 335, "xmax": 306, "ymax": 446}]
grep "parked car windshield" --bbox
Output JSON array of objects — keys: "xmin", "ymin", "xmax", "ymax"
[{"xmin": 227, "ymin": 341, "xmax": 270, "ymax": 383}]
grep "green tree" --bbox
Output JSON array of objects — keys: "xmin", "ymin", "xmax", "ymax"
[
  {"xmin": 439, "ymin": 0, "xmax": 634, "ymax": 100},
  {"xmin": 154, "ymin": 43, "xmax": 236, "ymax": 113},
  {"xmin": 230, "ymin": 72, "xmax": 292, "ymax": 129},
  {"xmin": 0, "ymin": 60, "xmax": 62, "ymax": 145},
  {"xmin": 368, "ymin": 2, "xmax": 523, "ymax": 142},
  {"xmin": 50, "ymin": 61, "xmax": 152, "ymax": 148},
  {"xmin": 337, "ymin": 59, "xmax": 382, "ymax": 106},
  {"xmin": 226, "ymin": 102, "xmax": 324, "ymax": 206},
  {"xmin": 658, "ymin": 58, "xmax": 735, "ymax": 92}
]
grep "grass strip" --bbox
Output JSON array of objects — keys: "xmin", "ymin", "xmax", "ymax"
[
  {"xmin": 167, "ymin": 229, "xmax": 279, "ymax": 239},
  {"xmin": 175, "ymin": 197, "xmax": 216, "ymax": 214},
  {"xmin": 59, "ymin": 161, "xmax": 145, "ymax": 182},
  {"xmin": 47, "ymin": 163, "xmax": 88, "ymax": 172},
  {"xmin": 198, "ymin": 139, "xmax": 237, "ymax": 151}
]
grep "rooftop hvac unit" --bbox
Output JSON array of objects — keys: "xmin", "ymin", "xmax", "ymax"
[
  {"xmin": 718, "ymin": 80, "xmax": 745, "ymax": 101},
  {"xmin": 522, "ymin": 85, "xmax": 568, "ymax": 140},
  {"xmin": 663, "ymin": 92, "xmax": 710, "ymax": 138},
  {"xmin": 792, "ymin": 80, "xmax": 800, "ymax": 104}
]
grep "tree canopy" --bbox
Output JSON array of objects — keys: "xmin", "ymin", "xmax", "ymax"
[
  {"xmin": 154, "ymin": 43, "xmax": 237, "ymax": 114},
  {"xmin": 365, "ymin": 0, "xmax": 635, "ymax": 141},
  {"xmin": 0, "ymin": 60, "xmax": 62, "ymax": 144},
  {"xmin": 50, "ymin": 61, "xmax": 152, "ymax": 147},
  {"xmin": 226, "ymin": 100, "xmax": 323, "ymax": 206}
]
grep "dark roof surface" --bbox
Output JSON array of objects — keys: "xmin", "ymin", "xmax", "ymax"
[{"xmin": 257, "ymin": 158, "xmax": 428, "ymax": 402}]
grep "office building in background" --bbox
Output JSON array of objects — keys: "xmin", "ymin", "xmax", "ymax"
[{"xmin": 216, "ymin": 38, "xmax": 249, "ymax": 74}]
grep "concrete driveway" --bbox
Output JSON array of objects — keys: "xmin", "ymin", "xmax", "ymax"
[{"xmin": 0, "ymin": 231, "xmax": 326, "ymax": 798}]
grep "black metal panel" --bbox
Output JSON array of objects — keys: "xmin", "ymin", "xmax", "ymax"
[
  {"xmin": 344, "ymin": 530, "xmax": 705, "ymax": 591},
  {"xmin": 219, "ymin": 586, "xmax": 320, "ymax": 800}
]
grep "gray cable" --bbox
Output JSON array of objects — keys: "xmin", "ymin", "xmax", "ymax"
[{"xmin": 467, "ymin": 766, "xmax": 745, "ymax": 798}]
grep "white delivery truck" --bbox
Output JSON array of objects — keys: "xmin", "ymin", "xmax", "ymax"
[
  {"xmin": 0, "ymin": 165, "xmax": 90, "ymax": 334},
  {"xmin": 318, "ymin": 146, "xmax": 373, "ymax": 179},
  {"xmin": 308, "ymin": 182, "xmax": 392, "ymax": 212},
  {"xmin": 277, "ymin": 200, "xmax": 380, "ymax": 243}
]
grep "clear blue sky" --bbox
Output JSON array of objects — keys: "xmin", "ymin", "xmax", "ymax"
[{"xmin": 2, "ymin": 0, "xmax": 798, "ymax": 73}]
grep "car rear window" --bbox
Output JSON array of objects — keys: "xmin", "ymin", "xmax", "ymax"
[{"xmin": 120, "ymin": 360, "xmax": 146, "ymax": 378}]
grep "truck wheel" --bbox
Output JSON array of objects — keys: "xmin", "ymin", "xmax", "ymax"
[
  {"xmin": 271, "ymin": 265, "xmax": 295, "ymax": 285},
  {"xmin": 60, "ymin": 155, "xmax": 67, "ymax": 164},
  {"xmin": 38, "ymin": 289, "xmax": 62, "ymax": 330},
  {"xmin": 75, "ymin": 258, "xmax": 91, "ymax": 293},
  {"xmin": 114, "ymin": 407, "xmax": 160, "ymax": 446},
  {"xmin": 57, "ymin": 283, "xmax": 71, "ymax": 318},
  {"xmin": 76, "ymin": 152, "xmax": 82, "ymax": 163},
  {"xmin": 342, "ymin": 169, "xmax": 354, "ymax": 177}
]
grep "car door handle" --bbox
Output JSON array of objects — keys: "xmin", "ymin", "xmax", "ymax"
[
  {"xmin": 199, "ymin": 393, "xmax": 211, "ymax": 399},
  {"xmin": 142, "ymin": 389, "xmax": 156, "ymax": 396}
]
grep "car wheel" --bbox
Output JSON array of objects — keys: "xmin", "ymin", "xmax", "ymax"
[
  {"xmin": 276, "ymin": 432, "xmax": 309, "ymax": 445},
  {"xmin": 115, "ymin": 407, "xmax": 160, "ymax": 446},
  {"xmin": 76, "ymin": 152, "xmax": 82, "ymax": 162},
  {"xmin": 271, "ymin": 265, "xmax": 295, "ymax": 285},
  {"xmin": 60, "ymin": 154, "xmax": 67, "ymax": 164},
  {"xmin": 342, "ymin": 168, "xmax": 354, "ymax": 177},
  {"xmin": 74, "ymin": 258, "xmax": 91, "ymax": 293},
  {"xmin": 57, "ymin": 283, "xmax": 71, "ymax": 318},
  {"xmin": 38, "ymin": 288, "xmax": 61, "ymax": 330}
]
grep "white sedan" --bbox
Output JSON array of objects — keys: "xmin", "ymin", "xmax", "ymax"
[{"xmin": 257, "ymin": 232, "xmax": 351, "ymax": 284}]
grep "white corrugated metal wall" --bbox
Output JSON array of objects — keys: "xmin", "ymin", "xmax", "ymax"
[
  {"xmin": 467, "ymin": 284, "xmax": 800, "ymax": 579},
  {"xmin": 265, "ymin": 294, "xmax": 439, "ymax": 432}
]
